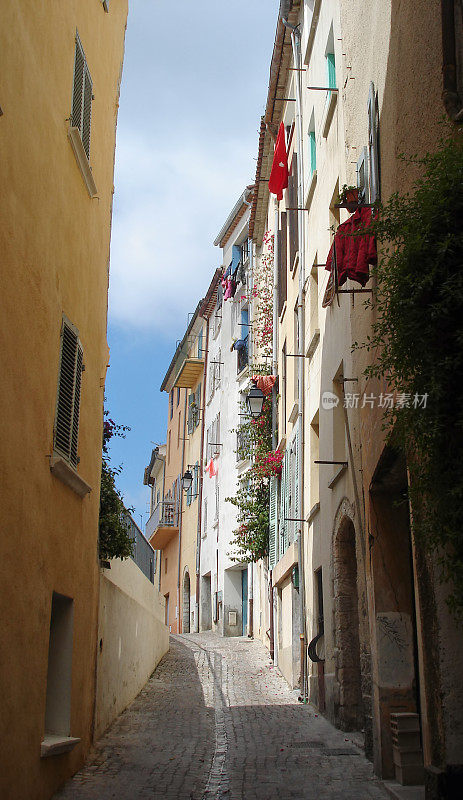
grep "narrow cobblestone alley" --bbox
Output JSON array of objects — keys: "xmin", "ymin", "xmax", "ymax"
[{"xmin": 54, "ymin": 633, "xmax": 389, "ymax": 800}]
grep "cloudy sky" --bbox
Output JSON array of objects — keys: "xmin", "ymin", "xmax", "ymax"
[{"xmin": 106, "ymin": 0, "xmax": 279, "ymax": 528}]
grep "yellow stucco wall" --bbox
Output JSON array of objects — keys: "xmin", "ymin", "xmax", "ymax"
[{"xmin": 0, "ymin": 2, "xmax": 128, "ymax": 798}]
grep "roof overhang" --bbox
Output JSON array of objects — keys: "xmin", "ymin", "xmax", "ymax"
[{"xmin": 213, "ymin": 186, "xmax": 255, "ymax": 249}]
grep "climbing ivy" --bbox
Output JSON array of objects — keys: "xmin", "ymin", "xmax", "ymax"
[{"xmin": 355, "ymin": 128, "xmax": 463, "ymax": 615}]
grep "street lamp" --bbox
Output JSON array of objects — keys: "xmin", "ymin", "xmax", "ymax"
[
  {"xmin": 246, "ymin": 385, "xmax": 265, "ymax": 419},
  {"xmin": 182, "ymin": 469, "xmax": 193, "ymax": 492}
]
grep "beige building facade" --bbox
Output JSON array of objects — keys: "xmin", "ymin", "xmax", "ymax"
[
  {"xmin": 251, "ymin": 0, "xmax": 463, "ymax": 793},
  {"xmin": 0, "ymin": 2, "xmax": 128, "ymax": 798}
]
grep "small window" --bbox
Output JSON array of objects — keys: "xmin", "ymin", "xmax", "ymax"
[
  {"xmin": 177, "ymin": 387, "xmax": 181, "ymax": 406},
  {"xmin": 169, "ymin": 389, "xmax": 174, "ymax": 420},
  {"xmin": 71, "ymin": 32, "xmax": 93, "ymax": 160},
  {"xmin": 326, "ymin": 52, "xmax": 336, "ymax": 89},
  {"xmin": 308, "ymin": 111, "xmax": 316, "ymax": 175},
  {"xmin": 357, "ymin": 146, "xmax": 370, "ymax": 203},
  {"xmin": 54, "ymin": 318, "xmax": 84, "ymax": 468},
  {"xmin": 44, "ymin": 593, "xmax": 74, "ymax": 738}
]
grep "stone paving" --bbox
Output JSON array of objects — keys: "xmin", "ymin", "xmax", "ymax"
[{"xmin": 54, "ymin": 632, "xmax": 390, "ymax": 800}]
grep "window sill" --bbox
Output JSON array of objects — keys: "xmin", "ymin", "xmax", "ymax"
[
  {"xmin": 41, "ymin": 735, "xmax": 81, "ymax": 758},
  {"xmin": 236, "ymin": 457, "xmax": 251, "ymax": 471},
  {"xmin": 68, "ymin": 127, "xmax": 97, "ymax": 198},
  {"xmin": 306, "ymin": 328, "xmax": 320, "ymax": 359},
  {"xmin": 328, "ymin": 463, "xmax": 347, "ymax": 490},
  {"xmin": 322, "ymin": 92, "xmax": 337, "ymax": 138},
  {"xmin": 307, "ymin": 502, "xmax": 320, "ymax": 524},
  {"xmin": 50, "ymin": 455, "xmax": 91, "ymax": 497},
  {"xmin": 237, "ymin": 365, "xmax": 250, "ymax": 383},
  {"xmin": 290, "ymin": 251, "xmax": 299, "ymax": 277},
  {"xmin": 304, "ymin": 170, "xmax": 317, "ymax": 211},
  {"xmin": 289, "ymin": 401, "xmax": 299, "ymax": 425}
]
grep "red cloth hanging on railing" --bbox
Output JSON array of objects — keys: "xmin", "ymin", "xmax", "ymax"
[
  {"xmin": 251, "ymin": 375, "xmax": 277, "ymax": 397},
  {"xmin": 325, "ymin": 206, "xmax": 377, "ymax": 287}
]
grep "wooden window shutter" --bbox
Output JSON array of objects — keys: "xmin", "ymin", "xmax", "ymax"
[
  {"xmin": 309, "ymin": 131, "xmax": 316, "ymax": 175},
  {"xmin": 326, "ymin": 52, "xmax": 336, "ymax": 89},
  {"xmin": 269, "ymin": 475, "xmax": 278, "ymax": 569},
  {"xmin": 279, "ymin": 451, "xmax": 289, "ymax": 558},
  {"xmin": 71, "ymin": 32, "xmax": 92, "ymax": 160},
  {"xmin": 54, "ymin": 319, "xmax": 83, "ymax": 468},
  {"xmin": 278, "ymin": 212, "xmax": 287, "ymax": 316},
  {"xmin": 368, "ymin": 82, "xmax": 380, "ymax": 202},
  {"xmin": 293, "ymin": 424, "xmax": 300, "ymax": 538},
  {"xmin": 288, "ymin": 154, "xmax": 298, "ymax": 269}
]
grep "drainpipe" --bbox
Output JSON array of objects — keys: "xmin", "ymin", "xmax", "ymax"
[
  {"xmin": 177, "ymin": 388, "xmax": 188, "ymax": 632},
  {"xmin": 441, "ymin": 0, "xmax": 463, "ymax": 122},
  {"xmin": 283, "ymin": 16, "xmax": 308, "ymax": 699},
  {"xmin": 195, "ymin": 317, "xmax": 209, "ymax": 632}
]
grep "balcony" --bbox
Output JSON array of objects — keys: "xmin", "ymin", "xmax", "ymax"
[
  {"xmin": 173, "ymin": 357, "xmax": 204, "ymax": 389},
  {"xmin": 145, "ymin": 501, "xmax": 179, "ymax": 549}
]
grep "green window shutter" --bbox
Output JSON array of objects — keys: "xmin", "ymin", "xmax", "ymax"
[
  {"xmin": 269, "ymin": 475, "xmax": 278, "ymax": 569},
  {"xmin": 309, "ymin": 131, "xmax": 316, "ymax": 175},
  {"xmin": 326, "ymin": 52, "xmax": 336, "ymax": 89},
  {"xmin": 72, "ymin": 32, "xmax": 92, "ymax": 159},
  {"xmin": 294, "ymin": 424, "xmax": 300, "ymax": 538},
  {"xmin": 54, "ymin": 319, "xmax": 83, "ymax": 468},
  {"xmin": 279, "ymin": 451, "xmax": 289, "ymax": 557},
  {"xmin": 198, "ymin": 329, "xmax": 203, "ymax": 358}
]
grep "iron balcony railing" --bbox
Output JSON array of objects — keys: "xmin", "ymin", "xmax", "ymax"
[
  {"xmin": 122, "ymin": 509, "xmax": 155, "ymax": 584},
  {"xmin": 236, "ymin": 335, "xmax": 249, "ymax": 375}
]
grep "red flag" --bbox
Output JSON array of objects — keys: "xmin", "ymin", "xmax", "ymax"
[{"xmin": 268, "ymin": 122, "xmax": 288, "ymax": 201}]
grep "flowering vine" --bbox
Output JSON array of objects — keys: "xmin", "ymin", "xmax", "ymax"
[{"xmin": 226, "ymin": 231, "xmax": 280, "ymax": 562}]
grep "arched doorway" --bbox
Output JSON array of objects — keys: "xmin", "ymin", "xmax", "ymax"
[
  {"xmin": 333, "ymin": 516, "xmax": 363, "ymax": 731},
  {"xmin": 182, "ymin": 570, "xmax": 190, "ymax": 633}
]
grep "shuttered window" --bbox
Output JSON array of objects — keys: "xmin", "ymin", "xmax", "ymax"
[
  {"xmin": 269, "ymin": 475, "xmax": 278, "ymax": 569},
  {"xmin": 278, "ymin": 212, "xmax": 287, "ymax": 315},
  {"xmin": 368, "ymin": 82, "xmax": 380, "ymax": 202},
  {"xmin": 309, "ymin": 130, "xmax": 316, "ymax": 176},
  {"xmin": 326, "ymin": 52, "xmax": 336, "ymax": 90},
  {"xmin": 287, "ymin": 154, "xmax": 298, "ymax": 269},
  {"xmin": 279, "ymin": 450, "xmax": 289, "ymax": 557},
  {"xmin": 71, "ymin": 32, "xmax": 93, "ymax": 160},
  {"xmin": 54, "ymin": 319, "xmax": 84, "ymax": 468}
]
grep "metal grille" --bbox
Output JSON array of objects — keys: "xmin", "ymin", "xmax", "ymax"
[{"xmin": 123, "ymin": 510, "xmax": 155, "ymax": 584}]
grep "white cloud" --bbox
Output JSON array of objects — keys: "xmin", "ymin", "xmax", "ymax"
[{"xmin": 109, "ymin": 130, "xmax": 255, "ymax": 335}]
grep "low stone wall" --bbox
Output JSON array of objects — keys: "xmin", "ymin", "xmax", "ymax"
[{"xmin": 95, "ymin": 558, "xmax": 169, "ymax": 739}]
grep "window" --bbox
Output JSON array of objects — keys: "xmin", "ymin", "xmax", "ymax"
[
  {"xmin": 278, "ymin": 212, "xmax": 287, "ymax": 316},
  {"xmin": 203, "ymin": 498, "xmax": 208, "ymax": 537},
  {"xmin": 357, "ymin": 146, "xmax": 370, "ymax": 204},
  {"xmin": 177, "ymin": 387, "xmax": 181, "ymax": 406},
  {"xmin": 54, "ymin": 318, "xmax": 83, "ymax": 468},
  {"xmin": 43, "ymin": 593, "xmax": 74, "ymax": 743},
  {"xmin": 197, "ymin": 327, "xmax": 203, "ymax": 359},
  {"xmin": 309, "ymin": 111, "xmax": 316, "ymax": 176},
  {"xmin": 215, "ymin": 477, "xmax": 219, "ymax": 521},
  {"xmin": 71, "ymin": 32, "xmax": 93, "ymax": 160},
  {"xmin": 165, "ymin": 558, "xmax": 168, "ymax": 574},
  {"xmin": 282, "ymin": 340, "xmax": 287, "ymax": 433},
  {"xmin": 169, "ymin": 389, "xmax": 174, "ymax": 420},
  {"xmin": 240, "ymin": 238, "xmax": 250, "ymax": 265},
  {"xmin": 368, "ymin": 82, "xmax": 380, "ymax": 202},
  {"xmin": 326, "ymin": 51, "xmax": 336, "ymax": 90},
  {"xmin": 168, "ymin": 430, "xmax": 171, "ymax": 463}
]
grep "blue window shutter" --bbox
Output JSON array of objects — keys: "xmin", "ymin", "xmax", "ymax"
[
  {"xmin": 326, "ymin": 53, "xmax": 336, "ymax": 89},
  {"xmin": 309, "ymin": 131, "xmax": 316, "ymax": 175},
  {"xmin": 269, "ymin": 476, "xmax": 278, "ymax": 569}
]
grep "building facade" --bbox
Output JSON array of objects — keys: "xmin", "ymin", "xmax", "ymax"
[
  {"xmin": 0, "ymin": 2, "xmax": 128, "ymax": 798},
  {"xmin": 200, "ymin": 190, "xmax": 254, "ymax": 636},
  {"xmin": 250, "ymin": 0, "xmax": 463, "ymax": 794}
]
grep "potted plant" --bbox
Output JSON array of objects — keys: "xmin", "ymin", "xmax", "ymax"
[{"xmin": 337, "ymin": 184, "xmax": 359, "ymax": 208}]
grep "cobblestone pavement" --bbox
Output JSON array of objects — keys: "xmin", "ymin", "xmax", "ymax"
[{"xmin": 54, "ymin": 632, "xmax": 389, "ymax": 800}]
